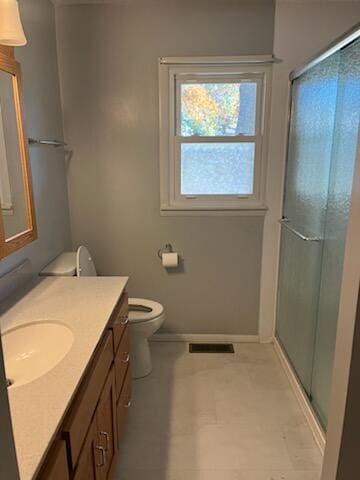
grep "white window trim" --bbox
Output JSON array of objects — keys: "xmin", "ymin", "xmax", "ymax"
[{"xmin": 159, "ymin": 55, "xmax": 273, "ymax": 216}]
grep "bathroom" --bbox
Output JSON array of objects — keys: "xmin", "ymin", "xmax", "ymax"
[{"xmin": 0, "ymin": 0, "xmax": 360, "ymax": 479}]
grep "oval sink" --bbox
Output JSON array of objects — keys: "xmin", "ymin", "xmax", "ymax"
[{"xmin": 2, "ymin": 322, "xmax": 74, "ymax": 388}]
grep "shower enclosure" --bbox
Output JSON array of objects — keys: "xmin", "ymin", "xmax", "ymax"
[{"xmin": 276, "ymin": 26, "xmax": 360, "ymax": 429}]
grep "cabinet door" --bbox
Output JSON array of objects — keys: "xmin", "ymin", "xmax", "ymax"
[
  {"xmin": 95, "ymin": 367, "xmax": 117, "ymax": 480},
  {"xmin": 73, "ymin": 421, "xmax": 98, "ymax": 480},
  {"xmin": 63, "ymin": 332, "xmax": 114, "ymax": 469},
  {"xmin": 38, "ymin": 440, "xmax": 69, "ymax": 480}
]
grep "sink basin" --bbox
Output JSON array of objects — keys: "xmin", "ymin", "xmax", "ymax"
[{"xmin": 2, "ymin": 322, "xmax": 74, "ymax": 388}]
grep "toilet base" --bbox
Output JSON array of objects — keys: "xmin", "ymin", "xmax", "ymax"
[
  {"xmin": 128, "ymin": 310, "xmax": 165, "ymax": 379},
  {"xmin": 131, "ymin": 337, "xmax": 153, "ymax": 378}
]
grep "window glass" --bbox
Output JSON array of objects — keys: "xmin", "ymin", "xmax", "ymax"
[
  {"xmin": 180, "ymin": 82, "xmax": 257, "ymax": 136},
  {"xmin": 180, "ymin": 143, "xmax": 255, "ymax": 195}
]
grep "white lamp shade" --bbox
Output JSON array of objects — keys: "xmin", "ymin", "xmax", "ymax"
[{"xmin": 0, "ymin": 0, "xmax": 27, "ymax": 46}]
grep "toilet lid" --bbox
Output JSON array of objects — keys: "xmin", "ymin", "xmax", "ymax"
[
  {"xmin": 128, "ymin": 298, "xmax": 164, "ymax": 323},
  {"xmin": 76, "ymin": 246, "xmax": 97, "ymax": 277}
]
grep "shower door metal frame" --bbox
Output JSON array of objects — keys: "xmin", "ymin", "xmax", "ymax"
[{"xmin": 290, "ymin": 23, "xmax": 360, "ymax": 81}]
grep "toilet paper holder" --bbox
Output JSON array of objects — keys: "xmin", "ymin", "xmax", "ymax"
[{"xmin": 157, "ymin": 243, "xmax": 174, "ymax": 259}]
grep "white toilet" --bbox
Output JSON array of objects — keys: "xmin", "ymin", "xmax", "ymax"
[
  {"xmin": 126, "ymin": 298, "xmax": 165, "ymax": 378},
  {"xmin": 40, "ymin": 245, "xmax": 165, "ymax": 378}
]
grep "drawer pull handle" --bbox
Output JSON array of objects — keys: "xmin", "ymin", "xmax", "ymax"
[
  {"xmin": 99, "ymin": 431, "xmax": 110, "ymax": 451},
  {"xmin": 121, "ymin": 399, "xmax": 132, "ymax": 408},
  {"xmin": 120, "ymin": 316, "xmax": 129, "ymax": 326},
  {"xmin": 122, "ymin": 353, "xmax": 130, "ymax": 364},
  {"xmin": 95, "ymin": 446, "xmax": 107, "ymax": 467}
]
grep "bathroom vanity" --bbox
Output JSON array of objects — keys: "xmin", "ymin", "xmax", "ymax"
[{"xmin": 1, "ymin": 276, "xmax": 131, "ymax": 480}]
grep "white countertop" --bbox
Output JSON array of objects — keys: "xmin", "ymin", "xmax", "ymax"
[{"xmin": 0, "ymin": 276, "xmax": 128, "ymax": 480}]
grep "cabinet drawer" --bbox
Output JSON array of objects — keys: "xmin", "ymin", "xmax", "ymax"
[
  {"xmin": 114, "ymin": 326, "xmax": 130, "ymax": 400},
  {"xmin": 62, "ymin": 331, "xmax": 114, "ymax": 469},
  {"xmin": 116, "ymin": 366, "xmax": 132, "ymax": 447},
  {"xmin": 38, "ymin": 440, "xmax": 69, "ymax": 480},
  {"xmin": 112, "ymin": 292, "xmax": 129, "ymax": 354}
]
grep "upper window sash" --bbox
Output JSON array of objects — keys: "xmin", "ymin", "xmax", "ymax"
[{"xmin": 174, "ymin": 74, "xmax": 264, "ymax": 139}]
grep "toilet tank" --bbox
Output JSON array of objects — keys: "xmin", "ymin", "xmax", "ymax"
[{"xmin": 40, "ymin": 252, "xmax": 77, "ymax": 277}]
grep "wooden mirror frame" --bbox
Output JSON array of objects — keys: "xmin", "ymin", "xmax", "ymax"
[{"xmin": 0, "ymin": 46, "xmax": 37, "ymax": 258}]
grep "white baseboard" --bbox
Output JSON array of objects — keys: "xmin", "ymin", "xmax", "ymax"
[
  {"xmin": 151, "ymin": 333, "xmax": 259, "ymax": 343},
  {"xmin": 274, "ymin": 337, "xmax": 326, "ymax": 454}
]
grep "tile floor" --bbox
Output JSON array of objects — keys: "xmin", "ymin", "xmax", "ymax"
[{"xmin": 111, "ymin": 342, "xmax": 323, "ymax": 480}]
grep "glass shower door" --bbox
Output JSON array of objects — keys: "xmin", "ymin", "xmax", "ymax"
[
  {"xmin": 276, "ymin": 35, "xmax": 360, "ymax": 428},
  {"xmin": 276, "ymin": 52, "xmax": 341, "ymax": 395},
  {"xmin": 310, "ymin": 38, "xmax": 360, "ymax": 427}
]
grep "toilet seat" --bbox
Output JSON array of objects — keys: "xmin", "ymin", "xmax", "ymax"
[{"xmin": 128, "ymin": 298, "xmax": 164, "ymax": 324}]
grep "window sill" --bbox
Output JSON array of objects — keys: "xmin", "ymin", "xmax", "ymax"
[{"xmin": 160, "ymin": 205, "xmax": 268, "ymax": 217}]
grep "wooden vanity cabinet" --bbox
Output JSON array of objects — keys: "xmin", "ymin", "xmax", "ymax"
[
  {"xmin": 74, "ymin": 368, "xmax": 117, "ymax": 480},
  {"xmin": 36, "ymin": 292, "xmax": 131, "ymax": 480},
  {"xmin": 94, "ymin": 367, "xmax": 117, "ymax": 479},
  {"xmin": 112, "ymin": 292, "xmax": 129, "ymax": 353},
  {"xmin": 116, "ymin": 366, "xmax": 132, "ymax": 446},
  {"xmin": 63, "ymin": 332, "xmax": 114, "ymax": 468},
  {"xmin": 38, "ymin": 441, "xmax": 69, "ymax": 480},
  {"xmin": 114, "ymin": 326, "xmax": 130, "ymax": 399},
  {"xmin": 73, "ymin": 421, "xmax": 97, "ymax": 480}
]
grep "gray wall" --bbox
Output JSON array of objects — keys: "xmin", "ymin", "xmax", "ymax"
[
  {"xmin": 0, "ymin": 1, "xmax": 71, "ymax": 477},
  {"xmin": 55, "ymin": 0, "xmax": 274, "ymax": 335},
  {"xmin": 0, "ymin": 0, "xmax": 71, "ymax": 281}
]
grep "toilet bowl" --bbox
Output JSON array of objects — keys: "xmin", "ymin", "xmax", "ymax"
[
  {"xmin": 128, "ymin": 298, "xmax": 165, "ymax": 378},
  {"xmin": 40, "ymin": 246, "xmax": 165, "ymax": 378}
]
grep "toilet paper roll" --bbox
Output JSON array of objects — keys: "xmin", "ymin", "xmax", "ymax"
[{"xmin": 162, "ymin": 252, "xmax": 178, "ymax": 268}]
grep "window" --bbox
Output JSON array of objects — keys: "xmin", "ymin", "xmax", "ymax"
[{"xmin": 159, "ymin": 57, "xmax": 272, "ymax": 214}]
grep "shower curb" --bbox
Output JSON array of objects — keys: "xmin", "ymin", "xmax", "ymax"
[{"xmin": 274, "ymin": 337, "xmax": 326, "ymax": 454}]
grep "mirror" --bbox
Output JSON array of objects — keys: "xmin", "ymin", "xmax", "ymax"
[{"xmin": 0, "ymin": 47, "xmax": 36, "ymax": 258}]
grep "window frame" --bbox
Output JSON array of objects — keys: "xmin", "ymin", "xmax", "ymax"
[{"xmin": 159, "ymin": 56, "xmax": 272, "ymax": 215}]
